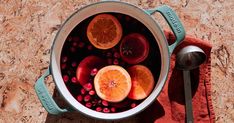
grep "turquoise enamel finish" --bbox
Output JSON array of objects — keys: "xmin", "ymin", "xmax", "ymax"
[
  {"xmin": 146, "ymin": 5, "xmax": 186, "ymax": 54},
  {"xmin": 34, "ymin": 69, "xmax": 68, "ymax": 115}
]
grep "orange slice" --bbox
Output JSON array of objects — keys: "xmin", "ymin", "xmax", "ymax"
[
  {"xmin": 87, "ymin": 14, "xmax": 122, "ymax": 49},
  {"xmin": 127, "ymin": 65, "xmax": 155, "ymax": 100},
  {"xmin": 94, "ymin": 65, "xmax": 131, "ymax": 102}
]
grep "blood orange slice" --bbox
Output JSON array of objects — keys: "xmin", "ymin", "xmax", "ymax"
[
  {"xmin": 94, "ymin": 65, "xmax": 131, "ymax": 102},
  {"xmin": 87, "ymin": 14, "xmax": 122, "ymax": 49},
  {"xmin": 127, "ymin": 65, "xmax": 154, "ymax": 100}
]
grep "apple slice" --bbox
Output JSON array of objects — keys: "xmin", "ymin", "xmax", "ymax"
[{"xmin": 76, "ymin": 56, "xmax": 106, "ymax": 85}]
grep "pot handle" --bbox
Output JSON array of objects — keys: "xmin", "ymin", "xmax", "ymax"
[
  {"xmin": 146, "ymin": 5, "xmax": 185, "ymax": 54},
  {"xmin": 34, "ymin": 69, "xmax": 68, "ymax": 115}
]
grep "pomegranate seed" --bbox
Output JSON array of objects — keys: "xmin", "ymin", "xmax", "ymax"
[
  {"xmin": 111, "ymin": 48, "xmax": 117, "ymax": 52},
  {"xmin": 83, "ymin": 83, "xmax": 92, "ymax": 91},
  {"xmin": 78, "ymin": 42, "xmax": 85, "ymax": 48},
  {"xmin": 106, "ymin": 52, "xmax": 112, "ymax": 57},
  {"xmin": 103, "ymin": 108, "xmax": 110, "ymax": 113},
  {"xmin": 71, "ymin": 62, "xmax": 77, "ymax": 67},
  {"xmin": 111, "ymin": 107, "xmax": 116, "ymax": 112},
  {"xmin": 89, "ymin": 90, "xmax": 95, "ymax": 95},
  {"xmin": 96, "ymin": 107, "xmax": 102, "ymax": 112},
  {"xmin": 113, "ymin": 59, "xmax": 119, "ymax": 65},
  {"xmin": 70, "ymin": 47, "xmax": 76, "ymax": 52},
  {"xmin": 61, "ymin": 63, "xmax": 66, "ymax": 69},
  {"xmin": 102, "ymin": 100, "xmax": 109, "ymax": 106},
  {"xmin": 90, "ymin": 68, "xmax": 98, "ymax": 76},
  {"xmin": 63, "ymin": 75, "xmax": 69, "ymax": 83},
  {"xmin": 62, "ymin": 56, "xmax": 68, "ymax": 63},
  {"xmin": 114, "ymin": 52, "xmax": 120, "ymax": 58},
  {"xmin": 84, "ymin": 95, "xmax": 91, "ymax": 102},
  {"xmin": 107, "ymin": 58, "xmax": 112, "ymax": 64},
  {"xmin": 77, "ymin": 95, "xmax": 83, "ymax": 102},
  {"xmin": 81, "ymin": 88, "xmax": 86, "ymax": 95},
  {"xmin": 87, "ymin": 45, "xmax": 93, "ymax": 50},
  {"xmin": 71, "ymin": 77, "xmax": 77, "ymax": 83},
  {"xmin": 92, "ymin": 99, "xmax": 98, "ymax": 106},
  {"xmin": 85, "ymin": 102, "xmax": 92, "ymax": 108},
  {"xmin": 131, "ymin": 103, "xmax": 137, "ymax": 108}
]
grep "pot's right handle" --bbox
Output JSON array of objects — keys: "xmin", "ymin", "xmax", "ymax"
[
  {"xmin": 146, "ymin": 5, "xmax": 185, "ymax": 54},
  {"xmin": 35, "ymin": 69, "xmax": 68, "ymax": 115}
]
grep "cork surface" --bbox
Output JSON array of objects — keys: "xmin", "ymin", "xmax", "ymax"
[{"xmin": 0, "ymin": 0, "xmax": 234, "ymax": 122}]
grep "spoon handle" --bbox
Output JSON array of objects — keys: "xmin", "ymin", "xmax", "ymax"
[{"xmin": 183, "ymin": 70, "xmax": 194, "ymax": 123}]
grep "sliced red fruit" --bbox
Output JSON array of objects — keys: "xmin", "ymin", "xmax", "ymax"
[
  {"xmin": 76, "ymin": 56, "xmax": 106, "ymax": 85},
  {"xmin": 120, "ymin": 33, "xmax": 149, "ymax": 64},
  {"xmin": 127, "ymin": 65, "xmax": 155, "ymax": 100}
]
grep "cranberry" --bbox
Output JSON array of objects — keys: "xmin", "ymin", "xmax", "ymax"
[
  {"xmin": 96, "ymin": 107, "xmax": 102, "ymax": 112},
  {"xmin": 81, "ymin": 88, "xmax": 86, "ymax": 95},
  {"xmin": 71, "ymin": 62, "xmax": 77, "ymax": 67},
  {"xmin": 87, "ymin": 45, "xmax": 93, "ymax": 50},
  {"xmin": 113, "ymin": 59, "xmax": 119, "ymax": 65},
  {"xmin": 102, "ymin": 100, "xmax": 109, "ymax": 106},
  {"xmin": 63, "ymin": 75, "xmax": 69, "ymax": 83},
  {"xmin": 77, "ymin": 95, "xmax": 83, "ymax": 102},
  {"xmin": 83, "ymin": 83, "xmax": 92, "ymax": 91},
  {"xmin": 85, "ymin": 102, "xmax": 92, "ymax": 108},
  {"xmin": 61, "ymin": 63, "xmax": 66, "ymax": 70},
  {"xmin": 84, "ymin": 95, "xmax": 91, "ymax": 102},
  {"xmin": 89, "ymin": 90, "xmax": 95, "ymax": 96},
  {"xmin": 78, "ymin": 42, "xmax": 85, "ymax": 48},
  {"xmin": 90, "ymin": 68, "xmax": 98, "ymax": 76},
  {"xmin": 103, "ymin": 108, "xmax": 110, "ymax": 113},
  {"xmin": 71, "ymin": 77, "xmax": 77, "ymax": 83},
  {"xmin": 131, "ymin": 103, "xmax": 137, "ymax": 108},
  {"xmin": 114, "ymin": 52, "xmax": 120, "ymax": 58},
  {"xmin": 62, "ymin": 56, "xmax": 68, "ymax": 63},
  {"xmin": 111, "ymin": 107, "xmax": 116, "ymax": 113}
]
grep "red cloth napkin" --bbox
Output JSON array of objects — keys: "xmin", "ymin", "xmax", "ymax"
[{"xmin": 139, "ymin": 31, "xmax": 215, "ymax": 123}]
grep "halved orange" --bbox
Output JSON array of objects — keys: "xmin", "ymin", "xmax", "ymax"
[
  {"xmin": 87, "ymin": 14, "xmax": 122, "ymax": 49},
  {"xmin": 127, "ymin": 65, "xmax": 155, "ymax": 100},
  {"xmin": 94, "ymin": 65, "xmax": 131, "ymax": 102}
]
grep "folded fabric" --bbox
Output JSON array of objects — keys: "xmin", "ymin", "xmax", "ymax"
[{"xmin": 139, "ymin": 30, "xmax": 215, "ymax": 123}]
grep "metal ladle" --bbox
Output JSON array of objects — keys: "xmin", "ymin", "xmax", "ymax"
[{"xmin": 176, "ymin": 45, "xmax": 207, "ymax": 123}]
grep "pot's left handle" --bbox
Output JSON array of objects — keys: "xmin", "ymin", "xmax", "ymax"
[
  {"xmin": 35, "ymin": 68, "xmax": 68, "ymax": 115},
  {"xmin": 145, "ymin": 5, "xmax": 185, "ymax": 54}
]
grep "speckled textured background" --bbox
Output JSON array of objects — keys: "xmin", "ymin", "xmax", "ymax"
[{"xmin": 0, "ymin": 0, "xmax": 233, "ymax": 123}]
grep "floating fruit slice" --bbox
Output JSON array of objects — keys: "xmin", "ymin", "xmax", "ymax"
[
  {"xmin": 94, "ymin": 65, "xmax": 131, "ymax": 102},
  {"xmin": 76, "ymin": 56, "xmax": 106, "ymax": 85},
  {"xmin": 127, "ymin": 65, "xmax": 154, "ymax": 100},
  {"xmin": 120, "ymin": 33, "xmax": 149, "ymax": 64},
  {"xmin": 87, "ymin": 14, "xmax": 122, "ymax": 49}
]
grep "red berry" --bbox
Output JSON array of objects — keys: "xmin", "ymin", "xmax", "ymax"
[
  {"xmin": 96, "ymin": 107, "xmax": 102, "ymax": 112},
  {"xmin": 83, "ymin": 83, "xmax": 92, "ymax": 91},
  {"xmin": 85, "ymin": 102, "xmax": 92, "ymax": 108},
  {"xmin": 81, "ymin": 88, "xmax": 86, "ymax": 95},
  {"xmin": 78, "ymin": 42, "xmax": 85, "ymax": 48},
  {"xmin": 106, "ymin": 52, "xmax": 112, "ymax": 57},
  {"xmin": 111, "ymin": 107, "xmax": 116, "ymax": 112},
  {"xmin": 70, "ymin": 47, "xmax": 76, "ymax": 52},
  {"xmin": 90, "ymin": 68, "xmax": 98, "ymax": 76},
  {"xmin": 61, "ymin": 63, "xmax": 66, "ymax": 69},
  {"xmin": 89, "ymin": 90, "xmax": 95, "ymax": 95},
  {"xmin": 103, "ymin": 107, "xmax": 110, "ymax": 113},
  {"xmin": 77, "ymin": 95, "xmax": 83, "ymax": 102},
  {"xmin": 63, "ymin": 75, "xmax": 69, "ymax": 83},
  {"xmin": 71, "ymin": 62, "xmax": 77, "ymax": 67},
  {"xmin": 131, "ymin": 103, "xmax": 137, "ymax": 108},
  {"xmin": 102, "ymin": 100, "xmax": 109, "ymax": 106},
  {"xmin": 107, "ymin": 58, "xmax": 112, "ymax": 65},
  {"xmin": 87, "ymin": 45, "xmax": 93, "ymax": 50},
  {"xmin": 72, "ymin": 42, "xmax": 78, "ymax": 47},
  {"xmin": 84, "ymin": 95, "xmax": 91, "ymax": 102},
  {"xmin": 71, "ymin": 77, "xmax": 77, "ymax": 83},
  {"xmin": 114, "ymin": 52, "xmax": 120, "ymax": 58},
  {"xmin": 113, "ymin": 59, "xmax": 119, "ymax": 65},
  {"xmin": 62, "ymin": 56, "xmax": 68, "ymax": 63}
]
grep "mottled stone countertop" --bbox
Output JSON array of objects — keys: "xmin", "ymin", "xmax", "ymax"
[{"xmin": 0, "ymin": 0, "xmax": 233, "ymax": 123}]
